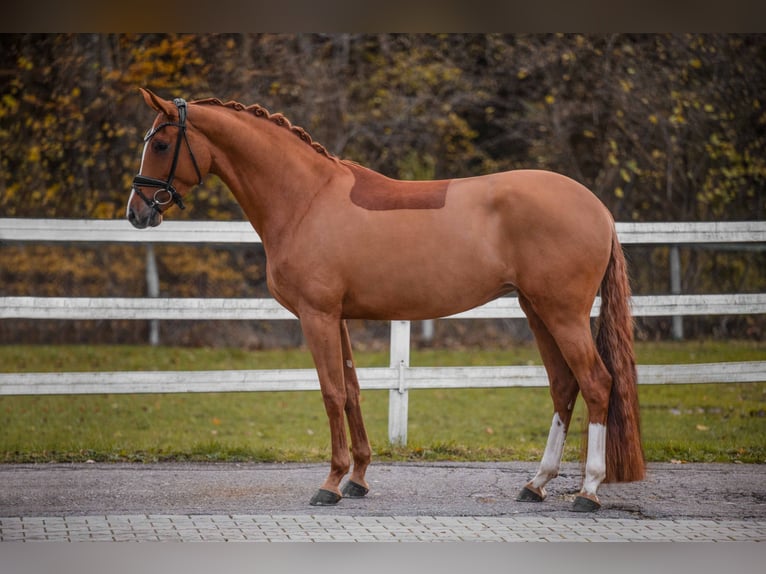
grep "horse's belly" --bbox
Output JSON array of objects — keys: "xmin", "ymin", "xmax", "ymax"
[{"xmin": 340, "ymin": 261, "xmax": 514, "ymax": 320}]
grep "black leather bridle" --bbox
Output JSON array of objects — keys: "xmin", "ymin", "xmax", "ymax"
[{"xmin": 131, "ymin": 98, "xmax": 202, "ymax": 213}]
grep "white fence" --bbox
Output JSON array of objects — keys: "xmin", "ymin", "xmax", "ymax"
[{"xmin": 1, "ymin": 218, "xmax": 765, "ymax": 445}]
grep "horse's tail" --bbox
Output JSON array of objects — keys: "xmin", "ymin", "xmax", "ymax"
[{"xmin": 596, "ymin": 227, "xmax": 646, "ymax": 483}]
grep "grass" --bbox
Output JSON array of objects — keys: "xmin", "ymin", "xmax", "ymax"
[{"xmin": 0, "ymin": 341, "xmax": 764, "ymax": 464}]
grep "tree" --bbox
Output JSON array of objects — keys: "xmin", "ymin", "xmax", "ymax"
[{"xmin": 1, "ymin": 34, "xmax": 763, "ymax": 343}]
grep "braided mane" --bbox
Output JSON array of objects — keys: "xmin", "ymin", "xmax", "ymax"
[{"xmin": 193, "ymin": 97, "xmax": 337, "ymax": 161}]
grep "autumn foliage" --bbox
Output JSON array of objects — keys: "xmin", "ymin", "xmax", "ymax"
[{"xmin": 0, "ymin": 34, "xmax": 764, "ymax": 344}]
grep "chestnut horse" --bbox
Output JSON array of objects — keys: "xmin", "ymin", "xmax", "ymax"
[{"xmin": 127, "ymin": 89, "xmax": 645, "ymax": 512}]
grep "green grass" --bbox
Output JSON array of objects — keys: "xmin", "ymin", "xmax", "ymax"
[{"xmin": 0, "ymin": 341, "xmax": 764, "ymax": 464}]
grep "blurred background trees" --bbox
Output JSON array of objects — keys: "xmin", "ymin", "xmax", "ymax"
[{"xmin": 1, "ymin": 34, "xmax": 764, "ymax": 345}]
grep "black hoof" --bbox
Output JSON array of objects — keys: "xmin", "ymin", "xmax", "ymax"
[
  {"xmin": 309, "ymin": 489, "xmax": 342, "ymax": 506},
  {"xmin": 341, "ymin": 480, "xmax": 369, "ymax": 499},
  {"xmin": 516, "ymin": 485, "xmax": 545, "ymax": 503},
  {"xmin": 572, "ymin": 494, "xmax": 601, "ymax": 512}
]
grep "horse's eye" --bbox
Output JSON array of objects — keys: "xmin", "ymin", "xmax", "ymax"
[{"xmin": 153, "ymin": 141, "xmax": 170, "ymax": 152}]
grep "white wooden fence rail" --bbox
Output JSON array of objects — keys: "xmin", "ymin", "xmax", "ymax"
[
  {"xmin": 3, "ymin": 294, "xmax": 765, "ymax": 320},
  {"xmin": 1, "ymin": 218, "xmax": 765, "ymax": 446},
  {"xmin": 3, "ymin": 218, "xmax": 765, "ymax": 244}
]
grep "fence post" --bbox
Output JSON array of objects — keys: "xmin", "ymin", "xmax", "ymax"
[
  {"xmin": 421, "ymin": 319, "xmax": 435, "ymax": 345},
  {"xmin": 669, "ymin": 245, "xmax": 684, "ymax": 340},
  {"xmin": 146, "ymin": 244, "xmax": 160, "ymax": 346},
  {"xmin": 388, "ymin": 320, "xmax": 410, "ymax": 446}
]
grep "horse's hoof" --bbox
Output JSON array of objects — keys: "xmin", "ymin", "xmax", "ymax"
[
  {"xmin": 572, "ymin": 493, "xmax": 601, "ymax": 512},
  {"xmin": 309, "ymin": 489, "xmax": 342, "ymax": 506},
  {"xmin": 516, "ymin": 484, "xmax": 546, "ymax": 503},
  {"xmin": 341, "ymin": 480, "xmax": 369, "ymax": 499}
]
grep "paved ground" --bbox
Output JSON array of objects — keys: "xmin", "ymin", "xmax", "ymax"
[
  {"xmin": 1, "ymin": 461, "xmax": 765, "ymax": 542},
  {"xmin": 3, "ymin": 513, "xmax": 765, "ymax": 542}
]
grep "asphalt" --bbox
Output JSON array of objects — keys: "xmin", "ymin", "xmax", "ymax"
[{"xmin": 1, "ymin": 461, "xmax": 765, "ymax": 542}]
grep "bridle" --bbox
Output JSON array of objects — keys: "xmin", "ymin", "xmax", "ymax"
[{"xmin": 131, "ymin": 98, "xmax": 203, "ymax": 213}]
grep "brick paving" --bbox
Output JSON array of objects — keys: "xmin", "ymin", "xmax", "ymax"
[
  {"xmin": 2, "ymin": 462, "xmax": 764, "ymax": 543},
  {"xmin": 2, "ymin": 514, "xmax": 764, "ymax": 542}
]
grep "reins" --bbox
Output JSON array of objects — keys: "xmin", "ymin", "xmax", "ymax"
[{"xmin": 131, "ymin": 98, "xmax": 203, "ymax": 213}]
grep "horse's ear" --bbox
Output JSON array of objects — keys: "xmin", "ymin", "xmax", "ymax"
[{"xmin": 139, "ymin": 88, "xmax": 177, "ymax": 117}]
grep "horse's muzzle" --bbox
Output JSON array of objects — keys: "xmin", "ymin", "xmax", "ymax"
[{"xmin": 127, "ymin": 199, "xmax": 162, "ymax": 229}]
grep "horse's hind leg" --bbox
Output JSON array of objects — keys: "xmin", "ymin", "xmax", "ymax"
[
  {"xmin": 339, "ymin": 320, "xmax": 372, "ymax": 498},
  {"xmin": 517, "ymin": 296, "xmax": 580, "ymax": 503},
  {"xmin": 544, "ymin": 315, "xmax": 613, "ymax": 512}
]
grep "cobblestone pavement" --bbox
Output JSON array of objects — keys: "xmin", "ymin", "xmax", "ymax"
[
  {"xmin": 1, "ymin": 461, "xmax": 764, "ymax": 542},
  {"xmin": 2, "ymin": 514, "xmax": 765, "ymax": 542}
]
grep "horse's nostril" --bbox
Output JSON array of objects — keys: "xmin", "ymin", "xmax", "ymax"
[{"xmin": 127, "ymin": 207, "xmax": 148, "ymax": 229}]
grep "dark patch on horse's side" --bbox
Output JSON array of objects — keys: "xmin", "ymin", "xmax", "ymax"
[{"xmin": 348, "ymin": 164, "xmax": 449, "ymax": 211}]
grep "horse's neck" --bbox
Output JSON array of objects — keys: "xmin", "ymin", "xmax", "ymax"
[{"xmin": 200, "ymin": 109, "xmax": 340, "ymax": 244}]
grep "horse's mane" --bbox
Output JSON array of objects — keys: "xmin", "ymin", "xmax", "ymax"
[{"xmin": 193, "ymin": 97, "xmax": 338, "ymax": 162}]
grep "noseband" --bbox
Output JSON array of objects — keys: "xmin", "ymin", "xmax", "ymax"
[{"xmin": 132, "ymin": 98, "xmax": 202, "ymax": 213}]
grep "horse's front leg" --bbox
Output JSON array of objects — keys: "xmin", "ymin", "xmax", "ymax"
[
  {"xmin": 301, "ymin": 310, "xmax": 352, "ymax": 506},
  {"xmin": 339, "ymin": 320, "xmax": 371, "ymax": 498}
]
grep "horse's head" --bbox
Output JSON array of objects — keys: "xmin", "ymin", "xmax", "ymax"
[{"xmin": 126, "ymin": 88, "xmax": 210, "ymax": 228}]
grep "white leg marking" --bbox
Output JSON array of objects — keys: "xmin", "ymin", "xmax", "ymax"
[
  {"xmin": 581, "ymin": 422, "xmax": 607, "ymax": 495},
  {"xmin": 530, "ymin": 412, "xmax": 567, "ymax": 489}
]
